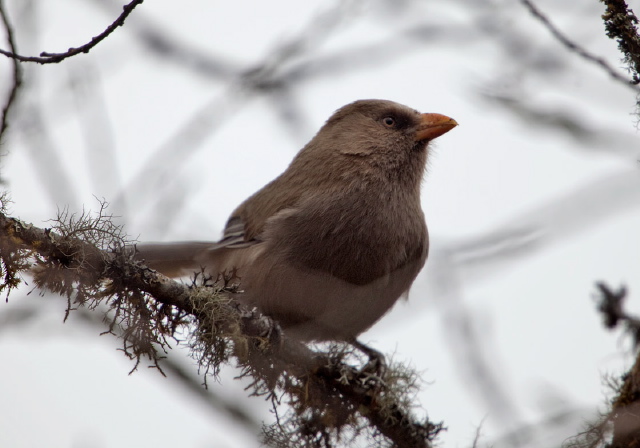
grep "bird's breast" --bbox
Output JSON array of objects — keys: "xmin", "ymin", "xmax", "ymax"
[{"xmin": 265, "ymin": 190, "xmax": 428, "ymax": 286}]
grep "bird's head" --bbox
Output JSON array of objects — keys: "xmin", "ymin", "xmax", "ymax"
[
  {"xmin": 326, "ymin": 100, "xmax": 456, "ymax": 152},
  {"xmin": 296, "ymin": 100, "xmax": 457, "ymax": 183}
]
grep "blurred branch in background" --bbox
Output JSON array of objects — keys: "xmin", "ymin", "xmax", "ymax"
[
  {"xmin": 480, "ymin": 90, "xmax": 640, "ymax": 161},
  {"xmin": 0, "ymin": 0, "xmax": 639, "ymax": 447},
  {"xmin": 17, "ymin": 103, "xmax": 80, "ymax": 209},
  {"xmin": 518, "ymin": 0, "xmax": 640, "ymax": 129},
  {"xmin": 416, "ymin": 170, "xmax": 640, "ymax": 447},
  {"xmin": 0, "ymin": 299, "xmax": 265, "ymax": 435},
  {"xmin": 0, "ymin": 0, "xmax": 142, "ymax": 205},
  {"xmin": 437, "ymin": 170, "xmax": 640, "ymax": 284},
  {"xmin": 520, "ymin": 0, "xmax": 640, "ymax": 91},
  {"xmin": 67, "ymin": 63, "xmax": 121, "ymax": 199}
]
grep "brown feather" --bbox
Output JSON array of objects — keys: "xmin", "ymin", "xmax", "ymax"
[{"xmin": 136, "ymin": 99, "xmax": 457, "ymax": 341}]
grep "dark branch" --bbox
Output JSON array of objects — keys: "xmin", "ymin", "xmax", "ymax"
[
  {"xmin": 0, "ymin": 208, "xmax": 440, "ymax": 448},
  {"xmin": 0, "ymin": 0, "xmax": 23, "ymax": 145},
  {"xmin": 0, "ymin": 0, "xmax": 144, "ymax": 64},
  {"xmin": 595, "ymin": 282, "xmax": 640, "ymax": 346},
  {"xmin": 601, "ymin": 0, "xmax": 640, "ymax": 84}
]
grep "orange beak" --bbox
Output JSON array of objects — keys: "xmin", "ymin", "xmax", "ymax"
[{"xmin": 414, "ymin": 113, "xmax": 458, "ymax": 141}]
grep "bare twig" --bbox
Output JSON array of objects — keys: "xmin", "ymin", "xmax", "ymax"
[
  {"xmin": 0, "ymin": 0, "xmax": 144, "ymax": 64},
  {"xmin": 520, "ymin": 0, "xmax": 640, "ymax": 90},
  {"xmin": 0, "ymin": 0, "xmax": 23, "ymax": 144}
]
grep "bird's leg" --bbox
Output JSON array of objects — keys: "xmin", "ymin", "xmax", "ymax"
[{"xmin": 351, "ymin": 339, "xmax": 387, "ymax": 383}]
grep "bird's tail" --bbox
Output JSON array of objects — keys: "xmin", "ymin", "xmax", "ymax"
[{"xmin": 134, "ymin": 241, "xmax": 215, "ymax": 278}]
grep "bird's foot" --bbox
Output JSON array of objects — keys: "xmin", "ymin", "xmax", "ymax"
[{"xmin": 352, "ymin": 339, "xmax": 387, "ymax": 387}]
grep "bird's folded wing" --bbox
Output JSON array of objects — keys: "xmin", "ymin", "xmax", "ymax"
[
  {"xmin": 135, "ymin": 215, "xmax": 264, "ymax": 277},
  {"xmin": 212, "ymin": 216, "xmax": 262, "ymax": 249}
]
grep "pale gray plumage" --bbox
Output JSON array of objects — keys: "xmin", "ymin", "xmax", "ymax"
[{"xmin": 137, "ymin": 99, "xmax": 457, "ymax": 341}]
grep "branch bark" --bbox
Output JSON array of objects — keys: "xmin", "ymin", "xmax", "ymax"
[
  {"xmin": 0, "ymin": 0, "xmax": 144, "ymax": 64},
  {"xmin": 0, "ymin": 208, "xmax": 441, "ymax": 448}
]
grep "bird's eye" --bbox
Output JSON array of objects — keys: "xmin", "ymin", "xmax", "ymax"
[{"xmin": 382, "ymin": 117, "xmax": 396, "ymax": 127}]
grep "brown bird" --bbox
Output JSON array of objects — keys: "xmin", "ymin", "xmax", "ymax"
[{"xmin": 138, "ymin": 99, "xmax": 457, "ymax": 342}]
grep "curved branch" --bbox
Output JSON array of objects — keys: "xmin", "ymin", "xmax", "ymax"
[
  {"xmin": 520, "ymin": 0, "xmax": 640, "ymax": 90},
  {"xmin": 0, "ymin": 208, "xmax": 440, "ymax": 448},
  {"xmin": 0, "ymin": 0, "xmax": 144, "ymax": 64}
]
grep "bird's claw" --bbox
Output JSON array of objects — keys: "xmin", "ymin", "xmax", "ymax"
[{"xmin": 352, "ymin": 340, "xmax": 388, "ymax": 386}]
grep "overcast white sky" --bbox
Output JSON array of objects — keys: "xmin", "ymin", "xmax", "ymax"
[{"xmin": 1, "ymin": 0, "xmax": 639, "ymax": 447}]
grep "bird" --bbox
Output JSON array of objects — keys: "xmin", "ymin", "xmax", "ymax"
[{"xmin": 137, "ymin": 99, "xmax": 457, "ymax": 343}]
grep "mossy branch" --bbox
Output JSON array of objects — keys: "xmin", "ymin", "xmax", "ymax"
[
  {"xmin": 0, "ymin": 200, "xmax": 441, "ymax": 448},
  {"xmin": 601, "ymin": 0, "xmax": 640, "ymax": 85}
]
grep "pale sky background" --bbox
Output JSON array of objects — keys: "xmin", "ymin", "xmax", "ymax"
[{"xmin": 1, "ymin": 0, "xmax": 639, "ymax": 447}]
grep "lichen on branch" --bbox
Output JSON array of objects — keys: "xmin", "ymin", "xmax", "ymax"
[
  {"xmin": 601, "ymin": 0, "xmax": 640, "ymax": 84},
  {"xmin": 0, "ymin": 200, "xmax": 441, "ymax": 448}
]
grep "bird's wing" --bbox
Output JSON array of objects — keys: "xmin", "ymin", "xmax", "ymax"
[
  {"xmin": 225, "ymin": 170, "xmax": 312, "ymax": 244},
  {"xmin": 211, "ymin": 204, "xmax": 300, "ymax": 250},
  {"xmin": 135, "ymin": 201, "xmax": 296, "ymax": 277},
  {"xmin": 212, "ymin": 216, "xmax": 262, "ymax": 249}
]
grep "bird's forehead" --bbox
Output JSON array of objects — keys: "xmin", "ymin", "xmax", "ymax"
[{"xmin": 329, "ymin": 100, "xmax": 420, "ymax": 123}]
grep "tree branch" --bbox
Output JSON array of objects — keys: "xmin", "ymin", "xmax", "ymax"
[
  {"xmin": 0, "ymin": 0, "xmax": 23, "ymax": 146},
  {"xmin": 601, "ymin": 0, "xmax": 640, "ymax": 84},
  {"xmin": 0, "ymin": 205, "xmax": 441, "ymax": 447},
  {"xmin": 0, "ymin": 0, "xmax": 144, "ymax": 64},
  {"xmin": 520, "ymin": 0, "xmax": 640, "ymax": 90}
]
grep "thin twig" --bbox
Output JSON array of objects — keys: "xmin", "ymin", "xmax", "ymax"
[
  {"xmin": 520, "ymin": 0, "xmax": 640, "ymax": 91},
  {"xmin": 0, "ymin": 0, "xmax": 23, "ymax": 144},
  {"xmin": 0, "ymin": 0, "xmax": 144, "ymax": 64}
]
